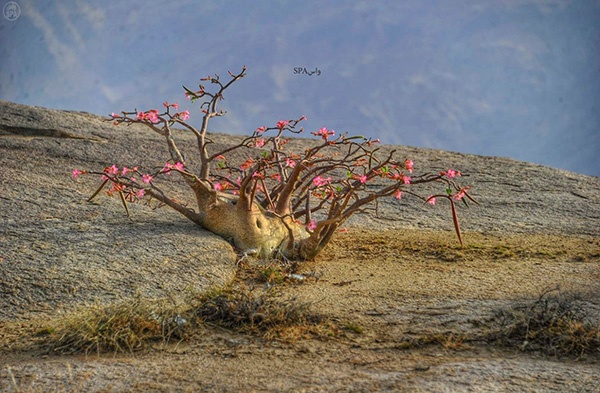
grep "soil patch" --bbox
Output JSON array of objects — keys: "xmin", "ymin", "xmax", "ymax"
[{"xmin": 1, "ymin": 229, "xmax": 598, "ymax": 392}]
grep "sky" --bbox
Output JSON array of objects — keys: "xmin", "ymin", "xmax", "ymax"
[{"xmin": 1, "ymin": 0, "xmax": 598, "ymax": 177}]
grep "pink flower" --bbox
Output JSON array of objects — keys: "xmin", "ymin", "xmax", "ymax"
[
  {"xmin": 178, "ymin": 110, "xmax": 190, "ymax": 121},
  {"xmin": 394, "ymin": 189, "xmax": 402, "ymax": 200},
  {"xmin": 356, "ymin": 174, "xmax": 367, "ymax": 184},
  {"xmin": 276, "ymin": 120, "xmax": 289, "ymax": 130},
  {"xmin": 110, "ymin": 112, "xmax": 120, "ymax": 119},
  {"xmin": 72, "ymin": 169, "xmax": 82, "ymax": 179},
  {"xmin": 142, "ymin": 174, "xmax": 153, "ymax": 184},
  {"xmin": 136, "ymin": 189, "xmax": 145, "ymax": 198},
  {"xmin": 136, "ymin": 111, "xmax": 145, "ymax": 120},
  {"xmin": 253, "ymin": 138, "xmax": 266, "ymax": 148},
  {"xmin": 454, "ymin": 189, "xmax": 466, "ymax": 201},
  {"xmin": 163, "ymin": 101, "xmax": 170, "ymax": 108},
  {"xmin": 162, "ymin": 163, "xmax": 173, "ymax": 174},
  {"xmin": 403, "ymin": 175, "xmax": 411, "ymax": 185},
  {"xmin": 213, "ymin": 182, "xmax": 223, "ymax": 191},
  {"xmin": 285, "ymin": 158, "xmax": 296, "ymax": 168},
  {"xmin": 173, "ymin": 162, "xmax": 185, "ymax": 171},
  {"xmin": 172, "ymin": 103, "xmax": 179, "ymax": 111},
  {"xmin": 146, "ymin": 111, "xmax": 159, "ymax": 124},
  {"xmin": 307, "ymin": 219, "xmax": 317, "ymax": 231},
  {"xmin": 256, "ymin": 126, "xmax": 267, "ymax": 133},
  {"xmin": 404, "ymin": 160, "xmax": 414, "ymax": 174},
  {"xmin": 311, "ymin": 127, "xmax": 335, "ymax": 141},
  {"xmin": 427, "ymin": 197, "xmax": 436, "ymax": 205},
  {"xmin": 121, "ymin": 166, "xmax": 131, "ymax": 175},
  {"xmin": 312, "ymin": 175, "xmax": 331, "ymax": 187},
  {"xmin": 106, "ymin": 164, "xmax": 119, "ymax": 175},
  {"xmin": 446, "ymin": 169, "xmax": 461, "ymax": 178}
]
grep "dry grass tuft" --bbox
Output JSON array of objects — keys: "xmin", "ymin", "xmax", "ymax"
[
  {"xmin": 37, "ymin": 286, "xmax": 330, "ymax": 354},
  {"xmin": 40, "ymin": 297, "xmax": 189, "ymax": 355},
  {"xmin": 193, "ymin": 286, "xmax": 330, "ymax": 341},
  {"xmin": 489, "ymin": 287, "xmax": 600, "ymax": 358}
]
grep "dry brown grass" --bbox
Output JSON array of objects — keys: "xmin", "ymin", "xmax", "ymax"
[
  {"xmin": 193, "ymin": 285, "xmax": 333, "ymax": 341},
  {"xmin": 489, "ymin": 287, "xmax": 600, "ymax": 358},
  {"xmin": 28, "ymin": 232, "xmax": 598, "ymax": 358},
  {"xmin": 34, "ymin": 284, "xmax": 332, "ymax": 355},
  {"xmin": 40, "ymin": 297, "xmax": 190, "ymax": 355}
]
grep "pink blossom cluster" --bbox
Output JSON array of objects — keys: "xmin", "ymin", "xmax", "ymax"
[
  {"xmin": 137, "ymin": 109, "xmax": 160, "ymax": 124},
  {"xmin": 285, "ymin": 157, "xmax": 297, "ymax": 168},
  {"xmin": 253, "ymin": 138, "xmax": 266, "ymax": 148},
  {"xmin": 312, "ymin": 175, "xmax": 331, "ymax": 187},
  {"xmin": 162, "ymin": 162, "xmax": 185, "ymax": 174},
  {"xmin": 444, "ymin": 169, "xmax": 462, "ymax": 178},
  {"xmin": 311, "ymin": 127, "xmax": 335, "ymax": 141},
  {"xmin": 110, "ymin": 103, "xmax": 189, "ymax": 125}
]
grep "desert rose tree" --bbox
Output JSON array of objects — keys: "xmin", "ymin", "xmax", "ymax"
[{"xmin": 73, "ymin": 67, "xmax": 474, "ymax": 260}]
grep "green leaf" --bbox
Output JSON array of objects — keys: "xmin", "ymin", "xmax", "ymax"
[{"xmin": 182, "ymin": 85, "xmax": 195, "ymax": 95}]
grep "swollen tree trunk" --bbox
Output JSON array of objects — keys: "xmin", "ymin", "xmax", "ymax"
[{"xmin": 186, "ymin": 178, "xmax": 311, "ymax": 259}]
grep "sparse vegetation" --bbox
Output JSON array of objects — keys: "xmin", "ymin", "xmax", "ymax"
[
  {"xmin": 194, "ymin": 286, "xmax": 331, "ymax": 341},
  {"xmin": 40, "ymin": 297, "xmax": 190, "ymax": 355},
  {"xmin": 18, "ymin": 233, "xmax": 599, "ymax": 359},
  {"xmin": 344, "ymin": 323, "xmax": 364, "ymax": 334},
  {"xmin": 2, "ymin": 230, "xmax": 598, "ymax": 392},
  {"xmin": 489, "ymin": 287, "xmax": 600, "ymax": 358},
  {"xmin": 36, "ymin": 284, "xmax": 330, "ymax": 354},
  {"xmin": 259, "ymin": 265, "xmax": 288, "ymax": 285}
]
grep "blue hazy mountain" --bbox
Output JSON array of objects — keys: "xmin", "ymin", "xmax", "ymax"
[{"xmin": 1, "ymin": 0, "xmax": 598, "ymax": 176}]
